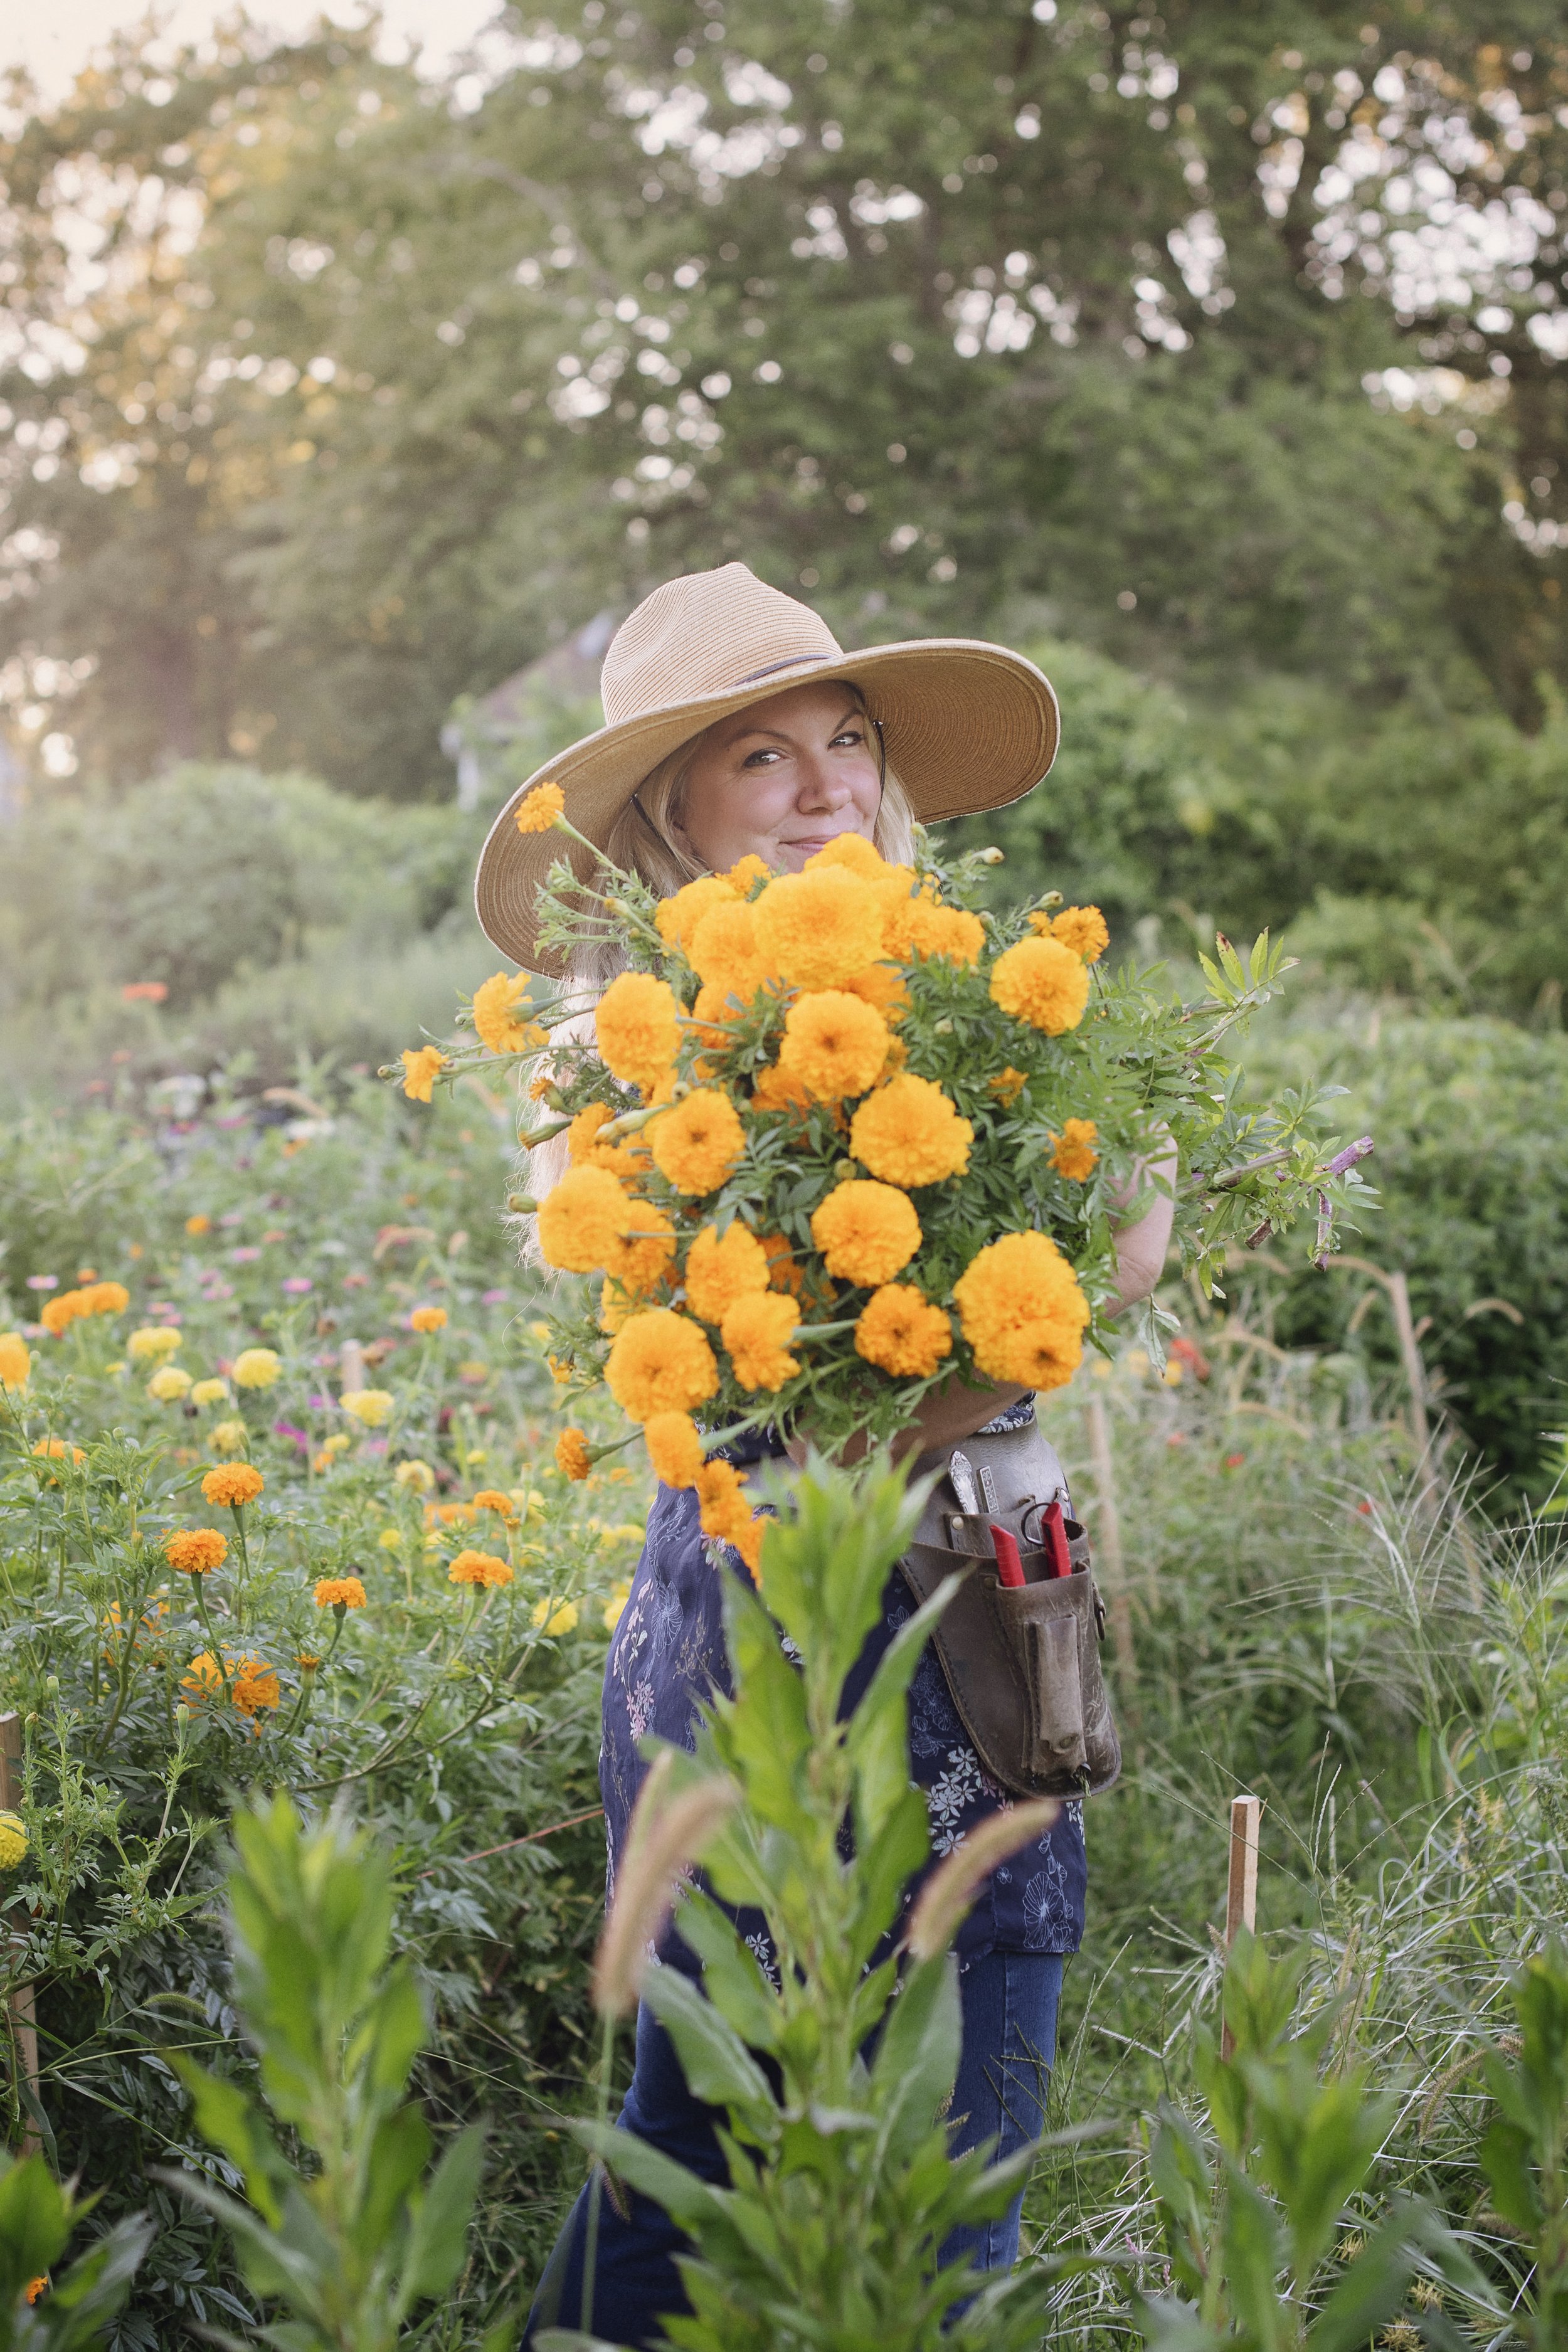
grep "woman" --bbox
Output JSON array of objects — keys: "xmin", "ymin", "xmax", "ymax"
[{"xmin": 475, "ymin": 564, "xmax": 1173, "ymax": 2346}]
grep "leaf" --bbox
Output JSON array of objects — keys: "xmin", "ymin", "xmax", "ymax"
[
  {"xmin": 167, "ymin": 2059, "xmax": 284, "ymax": 2228},
  {"xmin": 1304, "ymin": 2200, "xmax": 1447, "ymax": 2352},
  {"xmin": 569, "ymin": 2120, "xmax": 730, "ymax": 2230},
  {"xmin": 869, "ymin": 1955, "xmax": 962, "ymax": 2168},
  {"xmin": 400, "ymin": 2122, "xmax": 487, "ymax": 2304},
  {"xmin": 640, "ymin": 1966, "xmax": 780, "ymax": 2144},
  {"xmin": 677, "ymin": 1888, "xmax": 783, "ymax": 2053}
]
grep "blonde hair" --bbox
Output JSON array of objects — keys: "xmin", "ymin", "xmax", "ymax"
[{"xmin": 522, "ymin": 686, "xmax": 913, "ymax": 1238}]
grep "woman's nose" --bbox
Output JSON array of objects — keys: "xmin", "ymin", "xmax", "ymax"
[{"xmin": 794, "ymin": 753, "xmax": 853, "ymax": 812}]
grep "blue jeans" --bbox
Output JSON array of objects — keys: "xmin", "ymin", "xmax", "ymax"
[{"xmin": 523, "ymin": 1949, "xmax": 1063, "ymax": 2348}]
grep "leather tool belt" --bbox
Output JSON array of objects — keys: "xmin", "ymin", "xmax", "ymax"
[{"xmin": 899, "ymin": 1415, "xmax": 1121, "ymax": 1799}]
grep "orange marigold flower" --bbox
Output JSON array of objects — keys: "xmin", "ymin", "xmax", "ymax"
[
  {"xmin": 0, "ymin": 1334, "xmax": 30, "ymax": 1392},
  {"xmin": 401, "ymin": 1046, "xmax": 448, "ymax": 1103},
  {"xmin": 514, "ymin": 779, "xmax": 566, "ymax": 834},
  {"xmin": 605, "ymin": 1309, "xmax": 719, "ymax": 1423},
  {"xmin": 555, "ymin": 1427, "xmax": 593, "ymax": 1480},
  {"xmin": 718, "ymin": 852, "xmax": 771, "ymax": 896},
  {"xmin": 604, "ymin": 1195, "xmax": 678, "ymax": 1299},
  {"xmin": 644, "ymin": 1409, "xmax": 706, "ymax": 1490},
  {"xmin": 952, "ymin": 1231, "xmax": 1091, "ymax": 1392},
  {"xmin": 81, "ymin": 1279, "xmax": 129, "ymax": 1315},
  {"xmin": 25, "ymin": 2279, "xmax": 46, "ymax": 2305},
  {"xmin": 40, "ymin": 1290, "xmax": 88, "ymax": 1336},
  {"xmin": 181, "ymin": 1651, "xmax": 225, "ymax": 1702},
  {"xmin": 750, "ymin": 1061, "xmax": 816, "ymax": 1118},
  {"xmin": 988, "ymin": 1066, "xmax": 1029, "ymax": 1106},
  {"xmin": 810, "ymin": 1181, "xmax": 922, "ymax": 1288},
  {"xmin": 760, "ymin": 1232, "xmax": 805, "ymax": 1296},
  {"xmin": 472, "ymin": 1487, "xmax": 517, "ymax": 1517},
  {"xmin": 839, "ymin": 962, "xmax": 909, "ymax": 1022},
  {"xmin": 31, "ymin": 1437, "xmax": 85, "ymax": 1468},
  {"xmin": 687, "ymin": 897, "xmax": 775, "ymax": 1007},
  {"xmin": 989, "ymin": 936, "xmax": 1091, "ymax": 1036},
  {"xmin": 1044, "ymin": 903, "xmax": 1110, "ymax": 961},
  {"xmin": 1049, "ymin": 1118, "xmax": 1099, "ymax": 1181},
  {"xmin": 655, "ymin": 872, "xmax": 738, "ymax": 955},
  {"xmin": 695, "ymin": 1459, "xmax": 764, "ymax": 1579},
  {"xmin": 186, "ymin": 1213, "xmax": 212, "ymax": 1236},
  {"xmin": 230, "ymin": 1656, "xmax": 281, "ymax": 1718},
  {"xmin": 849, "ymin": 1073, "xmax": 973, "ymax": 1189},
  {"xmin": 684, "ymin": 1219, "xmax": 770, "ymax": 1323},
  {"xmin": 778, "ymin": 990, "xmax": 890, "ymax": 1102},
  {"xmin": 472, "ymin": 970, "xmax": 546, "ymax": 1054},
  {"xmin": 649, "ymin": 1089, "xmax": 746, "ymax": 1195},
  {"xmin": 314, "ymin": 1576, "xmax": 368, "ymax": 1610},
  {"xmin": 721, "ymin": 1291, "xmax": 801, "ymax": 1392},
  {"xmin": 536, "ymin": 1163, "xmax": 633, "ymax": 1273},
  {"xmin": 753, "ymin": 866, "xmax": 886, "ymax": 990},
  {"xmin": 165, "ymin": 1527, "xmax": 228, "ymax": 1574},
  {"xmin": 567, "ymin": 1102, "xmax": 615, "ymax": 1162},
  {"xmin": 201, "ymin": 1463, "xmax": 263, "ymax": 1508},
  {"xmin": 889, "ymin": 897, "xmax": 986, "ymax": 967},
  {"xmin": 854, "ymin": 1285, "xmax": 953, "ymax": 1378},
  {"xmin": 448, "ymin": 1549, "xmax": 514, "ymax": 1589},
  {"xmin": 595, "ymin": 971, "xmax": 681, "ymax": 1091},
  {"xmin": 803, "ymin": 832, "xmax": 887, "ymax": 879},
  {"xmin": 410, "ymin": 1304, "xmax": 448, "ymax": 1333}
]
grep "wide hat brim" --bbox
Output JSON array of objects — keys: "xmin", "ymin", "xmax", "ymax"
[{"xmin": 474, "ymin": 637, "xmax": 1059, "ymax": 977}]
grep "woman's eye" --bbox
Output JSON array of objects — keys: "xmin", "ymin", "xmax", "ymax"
[
  {"xmin": 832, "ymin": 729, "xmax": 864, "ymax": 749},
  {"xmin": 743, "ymin": 748, "xmax": 783, "ymax": 768}
]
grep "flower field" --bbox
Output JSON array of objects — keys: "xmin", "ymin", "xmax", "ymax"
[{"xmin": 2, "ymin": 1069, "xmax": 1566, "ymax": 2346}]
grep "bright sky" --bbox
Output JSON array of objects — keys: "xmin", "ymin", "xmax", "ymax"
[{"xmin": 7, "ymin": 0, "xmax": 497, "ymax": 102}]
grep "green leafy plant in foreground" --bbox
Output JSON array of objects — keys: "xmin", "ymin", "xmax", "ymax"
[
  {"xmin": 1138, "ymin": 1927, "xmax": 1466, "ymax": 2351},
  {"xmin": 1476, "ymin": 1939, "xmax": 1568, "ymax": 2346},
  {"xmin": 0, "ymin": 2149, "xmax": 149, "ymax": 2350},
  {"xmin": 545, "ymin": 1457, "xmax": 1083, "ymax": 2352},
  {"xmin": 163, "ymin": 1794, "xmax": 504, "ymax": 2352}
]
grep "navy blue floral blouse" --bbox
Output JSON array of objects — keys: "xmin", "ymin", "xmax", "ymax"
[{"xmin": 599, "ymin": 1401, "xmax": 1087, "ymax": 1978}]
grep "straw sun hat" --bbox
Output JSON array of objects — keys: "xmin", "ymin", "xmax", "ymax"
[{"xmin": 474, "ymin": 561, "xmax": 1059, "ymax": 974}]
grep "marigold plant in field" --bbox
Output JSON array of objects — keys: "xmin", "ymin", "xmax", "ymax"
[
  {"xmin": 201, "ymin": 1465, "xmax": 263, "ymax": 1509},
  {"xmin": 166, "ymin": 1528, "xmax": 228, "ymax": 1575}
]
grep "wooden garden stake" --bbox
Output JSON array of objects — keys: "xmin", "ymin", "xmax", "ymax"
[
  {"xmin": 1221, "ymin": 1793, "xmax": 1262, "ymax": 2062},
  {"xmin": 0, "ymin": 1713, "xmax": 40, "ymax": 2147}
]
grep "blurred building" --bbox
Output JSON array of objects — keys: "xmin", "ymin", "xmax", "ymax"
[{"xmin": 441, "ymin": 611, "xmax": 615, "ymax": 810}]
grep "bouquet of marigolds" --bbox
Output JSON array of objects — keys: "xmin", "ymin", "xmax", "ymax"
[{"xmin": 400, "ymin": 783, "xmax": 1372, "ymax": 1570}]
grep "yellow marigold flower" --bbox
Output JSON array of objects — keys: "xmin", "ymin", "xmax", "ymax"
[
  {"xmin": 32, "ymin": 1436, "xmax": 85, "ymax": 1466},
  {"xmin": 753, "ymin": 866, "xmax": 885, "ymax": 990},
  {"xmin": 750, "ymin": 1060, "xmax": 816, "ymax": 1118},
  {"xmin": 778, "ymin": 990, "xmax": 891, "ymax": 1101},
  {"xmin": 760, "ymin": 1232, "xmax": 806, "ymax": 1297},
  {"xmin": 605, "ymin": 1309, "xmax": 719, "ymax": 1423},
  {"xmin": 719, "ymin": 852, "xmax": 771, "ymax": 896},
  {"xmin": 804, "ymin": 832, "xmax": 887, "ymax": 879},
  {"xmin": 548, "ymin": 1353, "xmax": 573, "ymax": 1387},
  {"xmin": 603, "ymin": 1579, "xmax": 633, "ymax": 1631},
  {"xmin": 514, "ymin": 778, "xmax": 566, "ymax": 834},
  {"xmin": 0, "ymin": 1813, "xmax": 28, "ymax": 1870},
  {"xmin": 530, "ymin": 1592, "xmax": 576, "ymax": 1629},
  {"xmin": 166, "ymin": 1527, "xmax": 228, "ymax": 1575},
  {"xmin": 688, "ymin": 898, "xmax": 775, "ymax": 1005},
  {"xmin": 342, "ymin": 1388, "xmax": 395, "ymax": 1427},
  {"xmin": 1044, "ymin": 904, "xmax": 1110, "ymax": 962},
  {"xmin": 556, "ymin": 1428, "xmax": 593, "ymax": 1480},
  {"xmin": 401, "ymin": 1044, "xmax": 448, "ymax": 1103},
  {"xmin": 988, "ymin": 1066, "xmax": 1029, "ymax": 1107},
  {"xmin": 314, "ymin": 1576, "xmax": 368, "ymax": 1610},
  {"xmin": 185, "ymin": 1213, "xmax": 212, "ymax": 1236},
  {"xmin": 603, "ymin": 1197, "xmax": 678, "ymax": 1299},
  {"xmin": 378, "ymin": 1527, "xmax": 403, "ymax": 1551},
  {"xmin": 81, "ymin": 1280, "xmax": 129, "ymax": 1315},
  {"xmin": 472, "ymin": 969, "xmax": 545, "ymax": 1055},
  {"xmin": 854, "ymin": 1285, "xmax": 953, "ymax": 1378},
  {"xmin": 320, "ymin": 1431, "xmax": 351, "ymax": 1458},
  {"xmin": 952, "ymin": 1231, "xmax": 1091, "ymax": 1392},
  {"xmin": 849, "ymin": 1073, "xmax": 973, "ymax": 1189},
  {"xmin": 1050, "ymin": 1118, "xmax": 1099, "ymax": 1181},
  {"xmin": 566, "ymin": 1103, "xmax": 623, "ymax": 1169},
  {"xmin": 0, "ymin": 1334, "xmax": 30, "ymax": 1392},
  {"xmin": 887, "ymin": 896, "xmax": 986, "ymax": 967},
  {"xmin": 810, "ymin": 1182, "xmax": 922, "ymax": 1288},
  {"xmin": 189, "ymin": 1377, "xmax": 229, "ymax": 1407},
  {"xmin": 203, "ymin": 1463, "xmax": 263, "ymax": 1508},
  {"xmin": 230, "ymin": 1657, "xmax": 281, "ymax": 1718},
  {"xmin": 649, "ymin": 1090, "xmax": 746, "ymax": 1196},
  {"xmin": 450, "ymin": 1549, "xmax": 515, "ymax": 1590},
  {"xmin": 40, "ymin": 1290, "xmax": 88, "ymax": 1336},
  {"xmin": 181, "ymin": 1651, "xmax": 225, "ymax": 1702},
  {"xmin": 721, "ymin": 1291, "xmax": 802, "ymax": 1392},
  {"xmin": 536, "ymin": 1163, "xmax": 632, "ymax": 1274},
  {"xmin": 595, "ymin": 971, "xmax": 681, "ymax": 1091},
  {"xmin": 644, "ymin": 1410, "xmax": 705, "ymax": 1490},
  {"xmin": 684, "ymin": 1220, "xmax": 770, "ymax": 1323},
  {"xmin": 232, "ymin": 1347, "xmax": 281, "ymax": 1389},
  {"xmin": 473, "ymin": 1487, "xmax": 516, "ymax": 1517},
  {"xmin": 410, "ymin": 1304, "xmax": 448, "ymax": 1333},
  {"xmin": 148, "ymin": 1365, "xmax": 194, "ymax": 1402},
  {"xmin": 989, "ymin": 935, "xmax": 1091, "ymax": 1036},
  {"xmin": 210, "ymin": 1417, "xmax": 248, "ymax": 1454},
  {"xmin": 695, "ymin": 1459, "xmax": 763, "ymax": 1579},
  {"xmin": 395, "ymin": 1458, "xmax": 437, "ymax": 1493},
  {"xmin": 129, "ymin": 1325, "xmax": 181, "ymax": 1363},
  {"xmin": 655, "ymin": 872, "xmax": 738, "ymax": 955},
  {"xmin": 840, "ymin": 963, "xmax": 909, "ymax": 1022}
]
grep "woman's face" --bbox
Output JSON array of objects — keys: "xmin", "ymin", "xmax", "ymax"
[{"xmin": 675, "ymin": 682, "xmax": 882, "ymax": 874}]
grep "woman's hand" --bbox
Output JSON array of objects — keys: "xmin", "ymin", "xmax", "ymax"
[{"xmin": 1105, "ymin": 1136, "xmax": 1177, "ymax": 1316}]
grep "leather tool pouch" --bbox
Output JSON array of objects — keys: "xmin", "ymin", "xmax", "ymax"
[{"xmin": 898, "ymin": 1416, "xmax": 1121, "ymax": 1799}]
